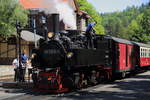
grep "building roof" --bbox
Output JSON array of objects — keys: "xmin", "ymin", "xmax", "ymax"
[
  {"xmin": 20, "ymin": 0, "xmax": 91, "ymax": 19},
  {"xmin": 20, "ymin": 0, "xmax": 79, "ymax": 12},
  {"xmin": 78, "ymin": 10, "xmax": 91, "ymax": 19}
]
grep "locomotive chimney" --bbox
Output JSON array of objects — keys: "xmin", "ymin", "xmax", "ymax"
[{"xmin": 52, "ymin": 14, "xmax": 59, "ymax": 34}]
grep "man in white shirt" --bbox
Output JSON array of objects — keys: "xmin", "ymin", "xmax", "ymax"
[
  {"xmin": 12, "ymin": 58, "xmax": 19, "ymax": 82},
  {"xmin": 27, "ymin": 59, "xmax": 33, "ymax": 82}
]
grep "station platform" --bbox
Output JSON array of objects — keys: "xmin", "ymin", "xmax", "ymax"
[{"xmin": 1, "ymin": 81, "xmax": 33, "ymax": 89}]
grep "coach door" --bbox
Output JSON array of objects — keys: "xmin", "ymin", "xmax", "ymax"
[
  {"xmin": 126, "ymin": 45, "xmax": 134, "ymax": 70},
  {"xmin": 118, "ymin": 43, "xmax": 126, "ymax": 71}
]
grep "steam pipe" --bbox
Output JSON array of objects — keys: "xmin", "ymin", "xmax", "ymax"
[
  {"xmin": 52, "ymin": 14, "xmax": 60, "ymax": 34},
  {"xmin": 33, "ymin": 17, "xmax": 38, "ymax": 48}
]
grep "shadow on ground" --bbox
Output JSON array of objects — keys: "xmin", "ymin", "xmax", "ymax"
[{"xmin": 2, "ymin": 73, "xmax": 150, "ymax": 100}]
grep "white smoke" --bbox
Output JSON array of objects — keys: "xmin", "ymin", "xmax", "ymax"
[
  {"xmin": 32, "ymin": 0, "xmax": 77, "ymax": 30},
  {"xmin": 55, "ymin": 1, "xmax": 77, "ymax": 30}
]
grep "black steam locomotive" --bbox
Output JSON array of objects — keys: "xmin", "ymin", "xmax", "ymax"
[
  {"xmin": 31, "ymin": 14, "xmax": 150, "ymax": 93},
  {"xmin": 31, "ymin": 14, "xmax": 113, "ymax": 92}
]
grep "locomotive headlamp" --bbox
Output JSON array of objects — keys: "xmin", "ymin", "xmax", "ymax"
[
  {"xmin": 67, "ymin": 52, "xmax": 73, "ymax": 58},
  {"xmin": 48, "ymin": 32, "xmax": 54, "ymax": 38},
  {"xmin": 31, "ymin": 53, "xmax": 37, "ymax": 59}
]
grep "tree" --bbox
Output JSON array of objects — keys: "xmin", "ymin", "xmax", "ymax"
[
  {"xmin": 77, "ymin": 0, "xmax": 104, "ymax": 34},
  {"xmin": 128, "ymin": 8, "xmax": 150, "ymax": 43},
  {"xmin": 127, "ymin": 18, "xmax": 142, "ymax": 42},
  {"xmin": 141, "ymin": 7, "xmax": 150, "ymax": 36},
  {"xmin": 0, "ymin": 0, "xmax": 28, "ymax": 38}
]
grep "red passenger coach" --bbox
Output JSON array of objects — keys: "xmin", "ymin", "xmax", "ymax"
[
  {"xmin": 134, "ymin": 42, "xmax": 150, "ymax": 67},
  {"xmin": 110, "ymin": 37, "xmax": 137, "ymax": 77}
]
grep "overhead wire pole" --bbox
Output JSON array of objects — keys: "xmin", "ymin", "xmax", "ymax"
[
  {"xmin": 33, "ymin": 17, "xmax": 37, "ymax": 48},
  {"xmin": 15, "ymin": 18, "xmax": 43, "ymax": 77},
  {"xmin": 16, "ymin": 20, "xmax": 37, "ymax": 82},
  {"xmin": 16, "ymin": 20, "xmax": 22, "ymax": 82}
]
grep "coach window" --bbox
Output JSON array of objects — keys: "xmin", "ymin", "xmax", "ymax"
[
  {"xmin": 146, "ymin": 49, "xmax": 147, "ymax": 57},
  {"xmin": 148, "ymin": 49, "xmax": 149, "ymax": 57},
  {"xmin": 145, "ymin": 49, "xmax": 147, "ymax": 57},
  {"xmin": 142, "ymin": 49, "xmax": 143, "ymax": 57},
  {"xmin": 144, "ymin": 49, "xmax": 146, "ymax": 57},
  {"xmin": 147, "ymin": 50, "xmax": 148, "ymax": 57},
  {"xmin": 140, "ymin": 49, "xmax": 142, "ymax": 57},
  {"xmin": 144, "ymin": 49, "xmax": 145, "ymax": 57},
  {"xmin": 143, "ymin": 49, "xmax": 144, "ymax": 57},
  {"xmin": 146, "ymin": 49, "xmax": 148, "ymax": 57},
  {"xmin": 143, "ymin": 49, "xmax": 145, "ymax": 57},
  {"xmin": 148, "ymin": 50, "xmax": 149, "ymax": 57},
  {"xmin": 142, "ymin": 49, "xmax": 144, "ymax": 57}
]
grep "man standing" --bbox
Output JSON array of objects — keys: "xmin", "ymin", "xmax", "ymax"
[
  {"xmin": 12, "ymin": 57, "xmax": 19, "ymax": 82},
  {"xmin": 21, "ymin": 50, "xmax": 28, "ymax": 82},
  {"xmin": 27, "ymin": 59, "xmax": 33, "ymax": 82},
  {"xmin": 85, "ymin": 22, "xmax": 96, "ymax": 49}
]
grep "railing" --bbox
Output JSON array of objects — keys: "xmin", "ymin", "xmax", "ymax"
[
  {"xmin": 0, "ymin": 47, "xmax": 16, "ymax": 65},
  {"xmin": 0, "ymin": 57, "xmax": 14, "ymax": 65},
  {"xmin": 0, "ymin": 47, "xmax": 16, "ymax": 56}
]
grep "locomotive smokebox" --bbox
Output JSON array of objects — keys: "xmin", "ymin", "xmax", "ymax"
[{"xmin": 52, "ymin": 14, "xmax": 60, "ymax": 34}]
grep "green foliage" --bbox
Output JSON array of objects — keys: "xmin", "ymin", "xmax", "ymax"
[
  {"xmin": 141, "ymin": 7, "xmax": 150, "ymax": 35},
  {"xmin": 102, "ymin": 6, "xmax": 140, "ymax": 39},
  {"xmin": 127, "ymin": 14, "xmax": 141, "ymax": 41},
  {"xmin": 77, "ymin": 0, "xmax": 104, "ymax": 34},
  {"xmin": 130, "ymin": 7, "xmax": 150, "ymax": 43},
  {"xmin": 0, "ymin": 0, "xmax": 28, "ymax": 38},
  {"xmin": 102, "ymin": 3, "xmax": 150, "ymax": 43}
]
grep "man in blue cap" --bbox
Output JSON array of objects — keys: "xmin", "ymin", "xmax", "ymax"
[
  {"xmin": 86, "ymin": 22, "xmax": 96, "ymax": 34},
  {"xmin": 85, "ymin": 22, "xmax": 96, "ymax": 48}
]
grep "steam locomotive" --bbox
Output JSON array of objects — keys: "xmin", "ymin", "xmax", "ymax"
[{"xmin": 31, "ymin": 14, "xmax": 150, "ymax": 93}]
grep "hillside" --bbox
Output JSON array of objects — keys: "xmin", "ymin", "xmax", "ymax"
[{"xmin": 101, "ymin": 3, "xmax": 150, "ymax": 43}]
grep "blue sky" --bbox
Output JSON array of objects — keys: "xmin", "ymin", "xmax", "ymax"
[{"xmin": 87, "ymin": 0, "xmax": 150, "ymax": 13}]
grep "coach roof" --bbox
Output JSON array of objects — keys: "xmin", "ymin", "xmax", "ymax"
[
  {"xmin": 105, "ymin": 36, "xmax": 133, "ymax": 45},
  {"xmin": 133, "ymin": 42, "xmax": 150, "ymax": 48},
  {"xmin": 104, "ymin": 35, "xmax": 150, "ymax": 48}
]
